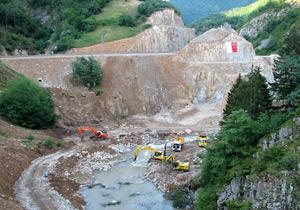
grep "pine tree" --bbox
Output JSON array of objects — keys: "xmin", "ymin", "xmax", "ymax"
[
  {"xmin": 247, "ymin": 67, "xmax": 272, "ymax": 118},
  {"xmin": 223, "ymin": 67, "xmax": 272, "ymax": 119},
  {"xmin": 271, "ymin": 56, "xmax": 300, "ymax": 108},
  {"xmin": 223, "ymin": 74, "xmax": 243, "ymax": 119}
]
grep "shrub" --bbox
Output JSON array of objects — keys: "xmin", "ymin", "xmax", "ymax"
[
  {"xmin": 26, "ymin": 134, "xmax": 34, "ymax": 141},
  {"xmin": 169, "ymin": 188, "xmax": 189, "ymax": 208},
  {"xmin": 56, "ymin": 139, "xmax": 65, "ymax": 147},
  {"xmin": 137, "ymin": 0, "xmax": 180, "ymax": 17},
  {"xmin": 279, "ymin": 155, "xmax": 298, "ymax": 170},
  {"xmin": 0, "ymin": 77, "xmax": 56, "ymax": 129},
  {"xmin": 226, "ymin": 199, "xmax": 251, "ymax": 210},
  {"xmin": 72, "ymin": 57, "xmax": 103, "ymax": 89},
  {"xmin": 43, "ymin": 138, "xmax": 55, "ymax": 149},
  {"xmin": 119, "ymin": 14, "xmax": 136, "ymax": 27}
]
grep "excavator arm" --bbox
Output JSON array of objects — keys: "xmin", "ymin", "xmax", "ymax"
[{"xmin": 77, "ymin": 127, "xmax": 108, "ymax": 140}]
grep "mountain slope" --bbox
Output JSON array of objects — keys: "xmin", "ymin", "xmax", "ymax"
[
  {"xmin": 170, "ymin": 0, "xmax": 254, "ymax": 24},
  {"xmin": 191, "ymin": 0, "xmax": 300, "ymax": 55}
]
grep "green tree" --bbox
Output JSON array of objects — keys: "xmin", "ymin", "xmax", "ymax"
[
  {"xmin": 223, "ymin": 67, "xmax": 271, "ymax": 119},
  {"xmin": 279, "ymin": 22, "xmax": 300, "ymax": 56},
  {"xmin": 0, "ymin": 77, "xmax": 56, "ymax": 129},
  {"xmin": 271, "ymin": 56, "xmax": 300, "ymax": 108},
  {"xmin": 119, "ymin": 14, "xmax": 136, "ymax": 27},
  {"xmin": 223, "ymin": 74, "xmax": 243, "ymax": 119},
  {"xmin": 72, "ymin": 57, "xmax": 103, "ymax": 89},
  {"xmin": 197, "ymin": 110, "xmax": 259, "ymax": 210}
]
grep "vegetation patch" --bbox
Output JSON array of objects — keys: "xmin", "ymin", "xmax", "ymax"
[
  {"xmin": 0, "ymin": 77, "xmax": 56, "ymax": 129},
  {"xmin": 72, "ymin": 57, "xmax": 103, "ymax": 90},
  {"xmin": 192, "ymin": 0, "xmax": 288, "ymax": 34},
  {"xmin": 43, "ymin": 138, "xmax": 55, "ymax": 149}
]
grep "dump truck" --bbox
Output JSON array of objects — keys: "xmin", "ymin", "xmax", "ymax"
[
  {"xmin": 198, "ymin": 134, "xmax": 209, "ymax": 147},
  {"xmin": 172, "ymin": 136, "xmax": 185, "ymax": 152}
]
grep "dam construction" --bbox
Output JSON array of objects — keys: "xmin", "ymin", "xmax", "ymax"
[{"xmin": 1, "ymin": 6, "xmax": 297, "ymax": 210}]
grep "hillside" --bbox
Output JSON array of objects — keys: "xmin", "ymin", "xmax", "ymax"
[
  {"xmin": 170, "ymin": 0, "xmax": 254, "ymax": 24},
  {"xmin": 191, "ymin": 0, "xmax": 300, "ymax": 55},
  {"xmin": 0, "ymin": 0, "xmax": 177, "ymax": 55}
]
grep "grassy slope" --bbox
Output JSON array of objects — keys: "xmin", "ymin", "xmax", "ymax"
[{"xmin": 72, "ymin": 0, "xmax": 143, "ymax": 48}]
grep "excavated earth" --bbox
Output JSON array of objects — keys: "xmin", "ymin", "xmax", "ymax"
[
  {"xmin": 0, "ymin": 119, "xmax": 74, "ymax": 210},
  {"xmin": 0, "ymin": 9, "xmax": 279, "ymax": 210}
]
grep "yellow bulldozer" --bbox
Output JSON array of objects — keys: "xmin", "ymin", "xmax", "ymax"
[{"xmin": 133, "ymin": 145, "xmax": 189, "ymax": 171}]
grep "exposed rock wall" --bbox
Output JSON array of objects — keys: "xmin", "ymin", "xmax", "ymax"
[
  {"xmin": 218, "ymin": 176, "xmax": 296, "ymax": 210},
  {"xmin": 217, "ymin": 118, "xmax": 300, "ymax": 210},
  {"xmin": 176, "ymin": 28, "xmax": 255, "ymax": 62},
  {"xmin": 1, "ymin": 28, "xmax": 276, "ymax": 125},
  {"xmin": 67, "ymin": 9, "xmax": 195, "ymax": 54}
]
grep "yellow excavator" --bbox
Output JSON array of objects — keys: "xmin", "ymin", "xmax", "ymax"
[
  {"xmin": 133, "ymin": 145, "xmax": 189, "ymax": 171},
  {"xmin": 134, "ymin": 145, "xmax": 174, "ymax": 162}
]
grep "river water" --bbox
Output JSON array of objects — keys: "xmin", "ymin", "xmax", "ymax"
[
  {"xmin": 81, "ymin": 152, "xmax": 174, "ymax": 210},
  {"xmin": 81, "ymin": 134, "xmax": 199, "ymax": 210}
]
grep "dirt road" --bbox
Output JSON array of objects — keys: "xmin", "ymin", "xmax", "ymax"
[{"xmin": 15, "ymin": 145, "xmax": 85, "ymax": 210}]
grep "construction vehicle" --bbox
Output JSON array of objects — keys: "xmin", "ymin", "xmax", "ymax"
[
  {"xmin": 173, "ymin": 161, "xmax": 189, "ymax": 171},
  {"xmin": 133, "ymin": 145, "xmax": 189, "ymax": 171},
  {"xmin": 134, "ymin": 145, "xmax": 174, "ymax": 162},
  {"xmin": 198, "ymin": 134, "xmax": 209, "ymax": 147},
  {"xmin": 172, "ymin": 136, "xmax": 185, "ymax": 152},
  {"xmin": 77, "ymin": 127, "xmax": 108, "ymax": 140}
]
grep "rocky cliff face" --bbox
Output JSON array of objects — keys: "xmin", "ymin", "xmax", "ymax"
[
  {"xmin": 176, "ymin": 27, "xmax": 255, "ymax": 62},
  {"xmin": 68, "ymin": 9, "xmax": 195, "ymax": 54},
  {"xmin": 217, "ymin": 117, "xmax": 300, "ymax": 210},
  {"xmin": 1, "ymin": 26, "xmax": 276, "ymax": 126}
]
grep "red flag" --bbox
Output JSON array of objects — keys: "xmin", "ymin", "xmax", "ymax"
[{"xmin": 231, "ymin": 42, "xmax": 237, "ymax": 53}]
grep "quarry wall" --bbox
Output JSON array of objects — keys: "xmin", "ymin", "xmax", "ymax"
[{"xmin": 0, "ymin": 10, "xmax": 277, "ymax": 125}]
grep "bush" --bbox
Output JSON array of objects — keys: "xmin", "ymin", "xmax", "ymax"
[
  {"xmin": 43, "ymin": 138, "xmax": 55, "ymax": 149},
  {"xmin": 137, "ymin": 0, "xmax": 180, "ymax": 17},
  {"xmin": 279, "ymin": 155, "xmax": 298, "ymax": 170},
  {"xmin": 168, "ymin": 188, "xmax": 190, "ymax": 208},
  {"xmin": 26, "ymin": 134, "xmax": 34, "ymax": 141},
  {"xmin": 226, "ymin": 199, "xmax": 251, "ymax": 210},
  {"xmin": 72, "ymin": 57, "xmax": 103, "ymax": 89},
  {"xmin": 56, "ymin": 139, "xmax": 65, "ymax": 147},
  {"xmin": 119, "ymin": 14, "xmax": 136, "ymax": 27},
  {"xmin": 0, "ymin": 78, "xmax": 56, "ymax": 129}
]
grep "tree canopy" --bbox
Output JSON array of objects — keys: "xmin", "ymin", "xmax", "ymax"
[{"xmin": 0, "ymin": 77, "xmax": 56, "ymax": 129}]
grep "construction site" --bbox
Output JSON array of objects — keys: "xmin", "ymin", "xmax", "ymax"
[{"xmin": 0, "ymin": 7, "xmax": 280, "ymax": 210}]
